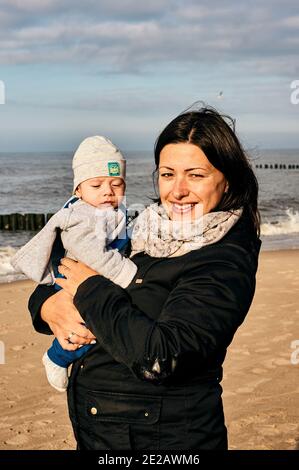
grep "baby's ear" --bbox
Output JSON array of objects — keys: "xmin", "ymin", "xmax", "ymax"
[{"xmin": 75, "ymin": 185, "xmax": 81, "ymax": 197}]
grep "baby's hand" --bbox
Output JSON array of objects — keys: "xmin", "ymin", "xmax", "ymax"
[{"xmin": 56, "ymin": 258, "xmax": 99, "ymax": 296}]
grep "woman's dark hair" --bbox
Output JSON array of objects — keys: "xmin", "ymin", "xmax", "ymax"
[{"xmin": 153, "ymin": 105, "xmax": 260, "ymax": 236}]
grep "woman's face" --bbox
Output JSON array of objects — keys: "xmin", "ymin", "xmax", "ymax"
[{"xmin": 158, "ymin": 143, "xmax": 228, "ymax": 220}]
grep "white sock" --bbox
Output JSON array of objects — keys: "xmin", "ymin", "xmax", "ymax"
[{"xmin": 42, "ymin": 352, "xmax": 69, "ymax": 392}]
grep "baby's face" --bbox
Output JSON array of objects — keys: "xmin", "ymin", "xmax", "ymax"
[{"xmin": 75, "ymin": 176, "xmax": 125, "ymax": 208}]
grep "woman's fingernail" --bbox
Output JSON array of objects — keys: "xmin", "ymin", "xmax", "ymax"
[
  {"xmin": 78, "ymin": 345, "xmax": 83, "ymax": 348},
  {"xmin": 90, "ymin": 340, "xmax": 96, "ymax": 344}
]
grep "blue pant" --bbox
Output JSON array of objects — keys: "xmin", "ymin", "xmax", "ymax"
[
  {"xmin": 47, "ymin": 337, "xmax": 93, "ymax": 368},
  {"xmin": 47, "ymin": 272, "xmax": 93, "ymax": 367}
]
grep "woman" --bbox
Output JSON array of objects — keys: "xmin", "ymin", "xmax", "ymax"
[{"xmin": 28, "ymin": 106, "xmax": 261, "ymax": 450}]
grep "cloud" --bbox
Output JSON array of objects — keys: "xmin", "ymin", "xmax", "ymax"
[
  {"xmin": 0, "ymin": 0, "xmax": 298, "ymax": 152},
  {"xmin": 0, "ymin": 0, "xmax": 166, "ymax": 21},
  {"xmin": 0, "ymin": 0, "xmax": 298, "ymax": 76}
]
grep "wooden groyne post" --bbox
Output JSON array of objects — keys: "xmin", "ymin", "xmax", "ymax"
[
  {"xmin": 0, "ymin": 211, "xmax": 139, "ymax": 231},
  {"xmin": 255, "ymin": 164, "xmax": 299, "ymax": 169},
  {"xmin": 0, "ymin": 213, "xmax": 54, "ymax": 231}
]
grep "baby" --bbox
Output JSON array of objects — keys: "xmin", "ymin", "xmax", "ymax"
[{"xmin": 12, "ymin": 136, "xmax": 137, "ymax": 392}]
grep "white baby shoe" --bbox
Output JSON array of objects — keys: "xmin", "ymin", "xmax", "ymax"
[{"xmin": 42, "ymin": 352, "xmax": 69, "ymax": 392}]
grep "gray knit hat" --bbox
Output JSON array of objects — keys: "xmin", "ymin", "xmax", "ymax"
[{"xmin": 72, "ymin": 135, "xmax": 126, "ymax": 193}]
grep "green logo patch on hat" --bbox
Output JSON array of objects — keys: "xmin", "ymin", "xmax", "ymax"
[{"xmin": 108, "ymin": 162, "xmax": 120, "ymax": 176}]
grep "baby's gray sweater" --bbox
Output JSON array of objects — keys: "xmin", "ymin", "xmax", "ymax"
[{"xmin": 11, "ymin": 199, "xmax": 137, "ymax": 289}]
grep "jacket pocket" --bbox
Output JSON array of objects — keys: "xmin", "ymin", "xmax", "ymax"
[{"xmin": 85, "ymin": 390, "xmax": 162, "ymax": 425}]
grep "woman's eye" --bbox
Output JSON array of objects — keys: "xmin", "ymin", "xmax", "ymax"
[
  {"xmin": 160, "ymin": 173, "xmax": 173, "ymax": 178},
  {"xmin": 190, "ymin": 174, "xmax": 203, "ymax": 178}
]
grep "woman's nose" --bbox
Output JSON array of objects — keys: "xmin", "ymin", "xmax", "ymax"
[{"xmin": 171, "ymin": 178, "xmax": 189, "ymax": 199}]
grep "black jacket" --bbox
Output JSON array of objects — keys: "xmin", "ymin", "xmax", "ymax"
[
  {"xmin": 28, "ymin": 212, "xmax": 261, "ymax": 396},
  {"xmin": 28, "ymin": 212, "xmax": 261, "ymax": 450}
]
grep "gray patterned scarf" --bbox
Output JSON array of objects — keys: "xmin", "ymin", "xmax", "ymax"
[{"xmin": 131, "ymin": 203, "xmax": 243, "ymax": 258}]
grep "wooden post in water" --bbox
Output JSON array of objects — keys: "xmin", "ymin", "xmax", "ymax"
[
  {"xmin": 0, "ymin": 213, "xmax": 53, "ymax": 231},
  {"xmin": 255, "ymin": 163, "xmax": 298, "ymax": 169}
]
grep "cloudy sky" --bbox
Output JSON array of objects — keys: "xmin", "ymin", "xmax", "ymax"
[{"xmin": 0, "ymin": 0, "xmax": 298, "ymax": 151}]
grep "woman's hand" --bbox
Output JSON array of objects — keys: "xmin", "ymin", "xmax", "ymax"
[
  {"xmin": 41, "ymin": 288, "xmax": 96, "ymax": 351},
  {"xmin": 56, "ymin": 257, "xmax": 99, "ymax": 297}
]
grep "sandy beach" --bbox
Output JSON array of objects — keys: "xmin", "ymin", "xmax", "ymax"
[{"xmin": 0, "ymin": 250, "xmax": 298, "ymax": 450}]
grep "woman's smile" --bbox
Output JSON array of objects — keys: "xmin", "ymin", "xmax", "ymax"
[
  {"xmin": 167, "ymin": 202, "xmax": 204, "ymax": 222},
  {"xmin": 171, "ymin": 202, "xmax": 196, "ymax": 216}
]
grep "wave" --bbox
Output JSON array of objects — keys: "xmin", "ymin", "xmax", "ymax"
[
  {"xmin": 0, "ymin": 246, "xmax": 26, "ymax": 283},
  {"xmin": 261, "ymin": 209, "xmax": 299, "ymax": 235}
]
